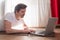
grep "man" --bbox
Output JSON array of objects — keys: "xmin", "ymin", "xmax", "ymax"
[{"xmin": 4, "ymin": 3, "xmax": 34, "ymax": 33}]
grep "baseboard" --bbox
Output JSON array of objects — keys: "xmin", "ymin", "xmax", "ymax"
[
  {"xmin": 56, "ymin": 24, "xmax": 60, "ymax": 28},
  {"xmin": 29, "ymin": 25, "xmax": 60, "ymax": 28},
  {"xmin": 29, "ymin": 27, "xmax": 45, "ymax": 29}
]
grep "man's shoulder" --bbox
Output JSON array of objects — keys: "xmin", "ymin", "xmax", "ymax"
[
  {"xmin": 5, "ymin": 12, "xmax": 14, "ymax": 17},
  {"xmin": 4, "ymin": 12, "xmax": 15, "ymax": 22},
  {"xmin": 5, "ymin": 12, "xmax": 14, "ymax": 15},
  {"xmin": 5, "ymin": 12, "xmax": 15, "ymax": 20}
]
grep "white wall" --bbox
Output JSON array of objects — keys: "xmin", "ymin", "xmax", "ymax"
[{"xmin": 0, "ymin": 0, "xmax": 5, "ymax": 31}]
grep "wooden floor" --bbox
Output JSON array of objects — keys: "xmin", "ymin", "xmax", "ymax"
[
  {"xmin": 0, "ymin": 28, "xmax": 60, "ymax": 40},
  {"xmin": 54, "ymin": 28, "xmax": 60, "ymax": 40},
  {"xmin": 0, "ymin": 35, "xmax": 55, "ymax": 40}
]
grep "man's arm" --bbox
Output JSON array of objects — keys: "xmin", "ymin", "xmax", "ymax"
[
  {"xmin": 22, "ymin": 19, "xmax": 29, "ymax": 29},
  {"xmin": 22, "ymin": 19, "xmax": 28, "ymax": 27},
  {"xmin": 4, "ymin": 20, "xmax": 29, "ymax": 33}
]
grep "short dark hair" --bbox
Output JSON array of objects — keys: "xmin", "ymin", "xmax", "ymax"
[{"xmin": 14, "ymin": 3, "xmax": 27, "ymax": 13}]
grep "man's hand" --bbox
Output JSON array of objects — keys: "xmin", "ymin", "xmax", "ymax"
[{"xmin": 24, "ymin": 25, "xmax": 35, "ymax": 33}]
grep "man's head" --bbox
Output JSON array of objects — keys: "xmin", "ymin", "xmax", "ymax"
[{"xmin": 14, "ymin": 3, "xmax": 27, "ymax": 18}]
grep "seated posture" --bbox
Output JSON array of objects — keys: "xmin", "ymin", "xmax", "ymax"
[{"xmin": 4, "ymin": 3, "xmax": 34, "ymax": 33}]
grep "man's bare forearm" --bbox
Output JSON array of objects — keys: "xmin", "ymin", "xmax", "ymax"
[{"xmin": 6, "ymin": 28, "xmax": 30, "ymax": 33}]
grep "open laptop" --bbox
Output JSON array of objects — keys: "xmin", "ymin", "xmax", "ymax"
[{"xmin": 30, "ymin": 18, "xmax": 58, "ymax": 37}]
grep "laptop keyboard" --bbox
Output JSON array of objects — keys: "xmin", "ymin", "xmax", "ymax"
[
  {"xmin": 33, "ymin": 30, "xmax": 45, "ymax": 34},
  {"xmin": 38, "ymin": 31, "xmax": 45, "ymax": 34}
]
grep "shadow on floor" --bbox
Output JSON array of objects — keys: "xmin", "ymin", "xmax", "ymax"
[{"xmin": 0, "ymin": 31, "xmax": 29, "ymax": 36}]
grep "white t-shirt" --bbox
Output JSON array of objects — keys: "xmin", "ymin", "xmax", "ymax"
[{"xmin": 5, "ymin": 13, "xmax": 24, "ymax": 30}]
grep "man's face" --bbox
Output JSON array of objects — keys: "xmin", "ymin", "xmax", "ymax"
[{"xmin": 18, "ymin": 9, "xmax": 26, "ymax": 18}]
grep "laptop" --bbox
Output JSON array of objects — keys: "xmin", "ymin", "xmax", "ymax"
[{"xmin": 30, "ymin": 18, "xmax": 58, "ymax": 37}]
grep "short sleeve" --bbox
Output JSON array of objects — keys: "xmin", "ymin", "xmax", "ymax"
[{"xmin": 4, "ymin": 13, "xmax": 13, "ymax": 22}]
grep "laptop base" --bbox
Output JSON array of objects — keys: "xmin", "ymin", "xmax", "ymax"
[{"xmin": 30, "ymin": 31, "xmax": 55, "ymax": 37}]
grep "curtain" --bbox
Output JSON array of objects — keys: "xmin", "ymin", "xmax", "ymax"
[
  {"xmin": 50, "ymin": 0, "xmax": 60, "ymax": 25},
  {"xmin": 51, "ymin": 0, "xmax": 58, "ymax": 18},
  {"xmin": 0, "ymin": 0, "xmax": 5, "ymax": 31},
  {"xmin": 38, "ymin": 0, "xmax": 51, "ymax": 27},
  {"xmin": 57, "ymin": 0, "xmax": 60, "ymax": 25}
]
